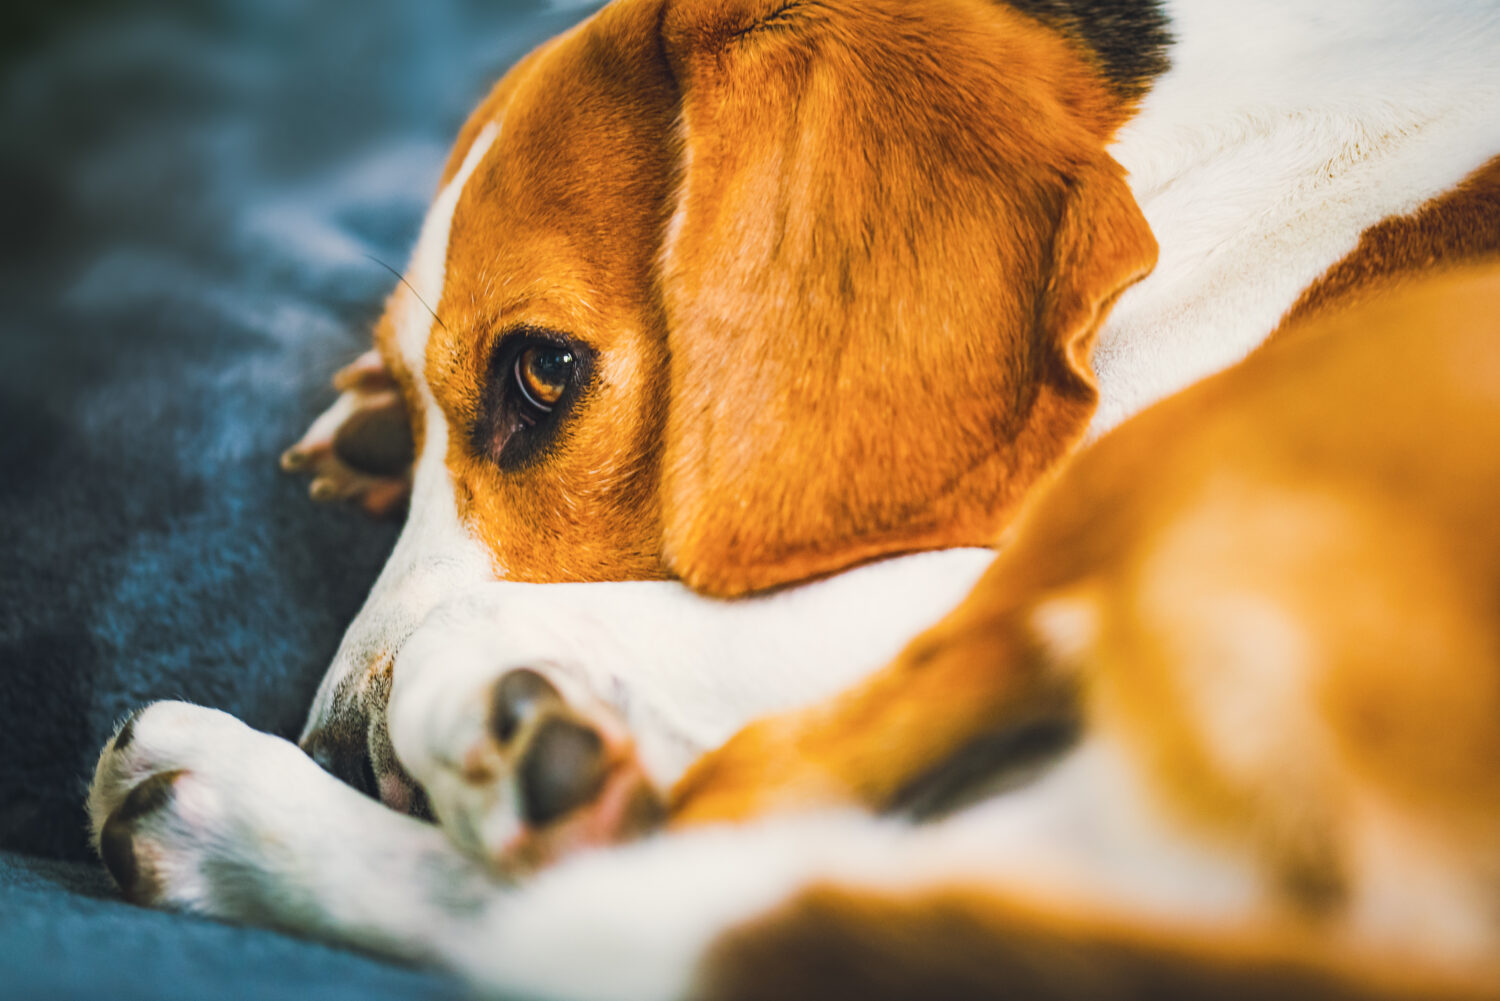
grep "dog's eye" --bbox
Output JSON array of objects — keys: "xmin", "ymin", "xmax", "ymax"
[
  {"xmin": 514, "ymin": 345, "xmax": 574, "ymax": 414},
  {"xmin": 475, "ymin": 330, "xmax": 592, "ymax": 469}
]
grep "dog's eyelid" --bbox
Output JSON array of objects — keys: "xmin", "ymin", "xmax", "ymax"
[{"xmin": 489, "ymin": 324, "xmax": 588, "ymax": 364}]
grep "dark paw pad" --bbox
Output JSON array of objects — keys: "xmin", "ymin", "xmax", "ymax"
[
  {"xmin": 489, "ymin": 668, "xmax": 562, "ymax": 743},
  {"xmin": 488, "ymin": 669, "xmax": 608, "ymax": 828},
  {"xmin": 99, "ymin": 770, "xmax": 184, "ymax": 902},
  {"xmin": 518, "ymin": 717, "xmax": 607, "ymax": 827}
]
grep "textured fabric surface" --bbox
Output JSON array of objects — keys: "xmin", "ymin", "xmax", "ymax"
[
  {"xmin": 0, "ymin": 0, "xmax": 595, "ymax": 994},
  {"xmin": 0, "ymin": 850, "xmax": 469, "ymax": 1001}
]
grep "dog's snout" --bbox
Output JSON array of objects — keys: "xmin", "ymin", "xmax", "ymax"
[
  {"xmin": 300, "ymin": 725, "xmax": 378, "ymax": 800},
  {"xmin": 518, "ymin": 716, "xmax": 608, "ymax": 827}
]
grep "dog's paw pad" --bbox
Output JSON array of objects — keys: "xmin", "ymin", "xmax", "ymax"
[
  {"xmin": 98, "ymin": 770, "xmax": 185, "ymax": 904},
  {"xmin": 486, "ymin": 672, "xmax": 611, "ymax": 827},
  {"xmin": 283, "ymin": 349, "xmax": 412, "ymax": 518},
  {"xmin": 410, "ymin": 667, "xmax": 664, "ymax": 875}
]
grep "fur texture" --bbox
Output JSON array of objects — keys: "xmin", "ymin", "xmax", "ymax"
[
  {"xmin": 86, "ymin": 268, "xmax": 1500, "ymax": 1001},
  {"xmin": 294, "ymin": 0, "xmax": 1500, "ymax": 834}
]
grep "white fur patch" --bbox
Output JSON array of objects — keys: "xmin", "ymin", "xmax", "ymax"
[
  {"xmin": 396, "ymin": 121, "xmax": 499, "ymax": 393},
  {"xmin": 390, "ymin": 548, "xmax": 997, "ymax": 791},
  {"xmin": 304, "ymin": 124, "xmax": 501, "ymax": 735},
  {"xmin": 1095, "ymin": 0, "xmax": 1500, "ymax": 434}
]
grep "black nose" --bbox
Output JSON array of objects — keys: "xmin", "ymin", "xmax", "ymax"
[{"xmin": 300, "ymin": 724, "xmax": 378, "ymax": 799}]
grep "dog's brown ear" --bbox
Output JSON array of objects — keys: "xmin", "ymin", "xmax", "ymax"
[{"xmin": 657, "ymin": 0, "xmax": 1156, "ymax": 597}]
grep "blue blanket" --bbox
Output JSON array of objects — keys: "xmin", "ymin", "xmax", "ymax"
[
  {"xmin": 0, "ymin": 0, "xmax": 596, "ymax": 994},
  {"xmin": 0, "ymin": 850, "xmax": 467, "ymax": 1001}
]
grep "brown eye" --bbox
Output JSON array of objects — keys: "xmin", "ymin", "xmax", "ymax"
[
  {"xmin": 477, "ymin": 331, "xmax": 592, "ymax": 468},
  {"xmin": 514, "ymin": 344, "xmax": 574, "ymax": 412}
]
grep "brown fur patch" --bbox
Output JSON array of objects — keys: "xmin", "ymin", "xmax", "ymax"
[
  {"xmin": 697, "ymin": 883, "xmax": 1497, "ymax": 1001},
  {"xmin": 674, "ymin": 270, "xmax": 1500, "ymax": 964},
  {"xmin": 656, "ymin": 0, "xmax": 1155, "ymax": 595},
  {"xmin": 1274, "ymin": 156, "xmax": 1500, "ymax": 337}
]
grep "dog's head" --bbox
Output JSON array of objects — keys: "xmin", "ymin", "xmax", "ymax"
[{"xmin": 299, "ymin": 0, "xmax": 1156, "ymax": 806}]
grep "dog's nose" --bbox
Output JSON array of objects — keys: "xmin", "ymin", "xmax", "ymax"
[
  {"xmin": 489, "ymin": 669, "xmax": 608, "ymax": 827},
  {"xmin": 300, "ymin": 725, "xmax": 378, "ymax": 800}
]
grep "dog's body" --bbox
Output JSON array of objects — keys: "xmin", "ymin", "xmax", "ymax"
[
  {"xmin": 279, "ymin": 0, "xmax": 1500, "ymax": 851},
  {"xmin": 1090, "ymin": 0, "xmax": 1500, "ymax": 431},
  {"xmin": 92, "ymin": 267, "xmax": 1500, "ymax": 999},
  {"xmin": 86, "ymin": 0, "xmax": 1500, "ymax": 996}
]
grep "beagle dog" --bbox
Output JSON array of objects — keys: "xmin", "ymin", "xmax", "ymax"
[
  {"xmin": 89, "ymin": 0, "xmax": 1500, "ymax": 978},
  {"xmin": 272, "ymin": 0, "xmax": 1500, "ymax": 870},
  {"xmin": 91, "ymin": 266, "xmax": 1500, "ymax": 999}
]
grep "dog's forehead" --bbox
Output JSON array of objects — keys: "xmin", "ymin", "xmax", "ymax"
[
  {"xmin": 378, "ymin": 11, "xmax": 651, "ymax": 404},
  {"xmin": 437, "ymin": 31, "xmax": 678, "ymax": 326}
]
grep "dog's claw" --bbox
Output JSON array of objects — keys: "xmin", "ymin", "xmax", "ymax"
[{"xmin": 280, "ymin": 446, "xmax": 311, "ymax": 472}]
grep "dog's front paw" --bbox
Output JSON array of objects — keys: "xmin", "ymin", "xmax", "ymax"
[
  {"xmin": 282, "ymin": 348, "xmax": 413, "ymax": 518},
  {"xmin": 392, "ymin": 628, "xmax": 665, "ymax": 876},
  {"xmin": 88, "ymin": 701, "xmax": 502, "ymax": 961},
  {"xmin": 88, "ymin": 702, "xmax": 344, "ymax": 912}
]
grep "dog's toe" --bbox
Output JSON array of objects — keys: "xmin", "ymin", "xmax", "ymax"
[
  {"xmin": 402, "ymin": 664, "xmax": 664, "ymax": 875},
  {"xmin": 488, "ymin": 668, "xmax": 562, "ymax": 745},
  {"xmin": 99, "ymin": 770, "xmax": 184, "ymax": 904},
  {"xmin": 86, "ymin": 701, "xmax": 346, "ymax": 914}
]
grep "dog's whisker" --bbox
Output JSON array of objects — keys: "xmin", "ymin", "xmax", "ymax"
[{"xmin": 364, "ymin": 253, "xmax": 449, "ymax": 332}]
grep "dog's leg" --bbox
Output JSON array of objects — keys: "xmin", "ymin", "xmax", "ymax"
[
  {"xmin": 82, "ymin": 701, "xmax": 1204, "ymax": 1000},
  {"xmin": 87, "ymin": 703, "xmax": 1472, "ymax": 1001},
  {"xmin": 86, "ymin": 702, "xmax": 1026, "ymax": 998},
  {"xmin": 670, "ymin": 552, "xmax": 1081, "ymax": 826},
  {"xmin": 88, "ymin": 701, "xmax": 491, "ymax": 962},
  {"xmin": 87, "ymin": 701, "xmax": 907, "ymax": 995},
  {"xmin": 282, "ymin": 348, "xmax": 413, "ymax": 518},
  {"xmin": 385, "ymin": 552, "xmax": 995, "ymax": 874},
  {"xmin": 694, "ymin": 879, "xmax": 1488, "ymax": 1001}
]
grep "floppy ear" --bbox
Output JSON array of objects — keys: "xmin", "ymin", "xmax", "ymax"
[{"xmin": 657, "ymin": 0, "xmax": 1156, "ymax": 597}]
